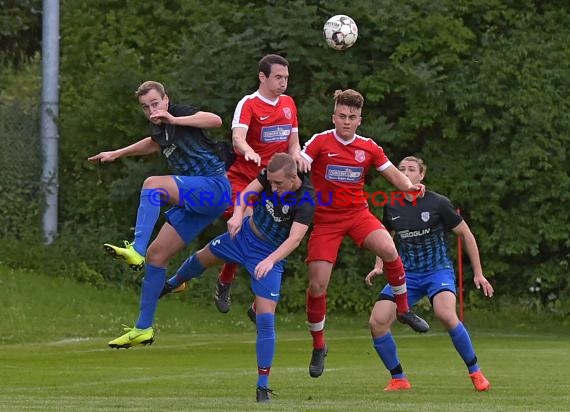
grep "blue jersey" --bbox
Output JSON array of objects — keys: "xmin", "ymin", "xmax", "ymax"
[
  {"xmin": 383, "ymin": 191, "xmax": 463, "ymax": 273},
  {"xmin": 251, "ymin": 169, "xmax": 315, "ymax": 247},
  {"xmin": 150, "ymin": 103, "xmax": 226, "ymax": 177}
]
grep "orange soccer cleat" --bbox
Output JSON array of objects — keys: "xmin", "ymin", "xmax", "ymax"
[
  {"xmin": 469, "ymin": 370, "xmax": 491, "ymax": 392},
  {"xmin": 384, "ymin": 377, "xmax": 412, "ymax": 391}
]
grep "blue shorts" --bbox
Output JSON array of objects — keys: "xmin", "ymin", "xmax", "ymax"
[
  {"xmin": 165, "ymin": 175, "xmax": 231, "ymax": 245},
  {"xmin": 208, "ymin": 217, "xmax": 284, "ymax": 302},
  {"xmin": 379, "ymin": 267, "xmax": 456, "ymax": 306}
]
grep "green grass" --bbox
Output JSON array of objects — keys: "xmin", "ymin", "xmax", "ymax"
[{"xmin": 1, "ymin": 267, "xmax": 569, "ymax": 411}]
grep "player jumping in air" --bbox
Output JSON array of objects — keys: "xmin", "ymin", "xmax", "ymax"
[
  {"xmin": 297, "ymin": 89, "xmax": 430, "ymax": 378},
  {"xmin": 162, "ymin": 153, "xmax": 315, "ymax": 403}
]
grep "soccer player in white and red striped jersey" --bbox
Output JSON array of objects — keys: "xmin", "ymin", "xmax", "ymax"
[
  {"xmin": 298, "ymin": 89, "xmax": 430, "ymax": 378},
  {"xmin": 213, "ymin": 54, "xmax": 306, "ymax": 312}
]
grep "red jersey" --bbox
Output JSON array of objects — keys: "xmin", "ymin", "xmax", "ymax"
[
  {"xmin": 229, "ymin": 91, "xmax": 298, "ymax": 181},
  {"xmin": 301, "ymin": 129, "xmax": 392, "ymax": 212}
]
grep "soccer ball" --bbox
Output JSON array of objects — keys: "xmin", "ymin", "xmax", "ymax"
[{"xmin": 323, "ymin": 15, "xmax": 358, "ymax": 50}]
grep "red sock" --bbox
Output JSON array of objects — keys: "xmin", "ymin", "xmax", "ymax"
[
  {"xmin": 307, "ymin": 290, "xmax": 327, "ymax": 349},
  {"xmin": 218, "ymin": 262, "xmax": 238, "ymax": 284},
  {"xmin": 258, "ymin": 366, "xmax": 271, "ymax": 376},
  {"xmin": 383, "ymin": 257, "xmax": 409, "ymax": 314}
]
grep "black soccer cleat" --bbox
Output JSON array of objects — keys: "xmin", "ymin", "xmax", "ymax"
[
  {"xmin": 396, "ymin": 310, "xmax": 430, "ymax": 333},
  {"xmin": 309, "ymin": 345, "xmax": 328, "ymax": 378},
  {"xmin": 256, "ymin": 387, "xmax": 274, "ymax": 403},
  {"xmin": 214, "ymin": 281, "xmax": 232, "ymax": 313},
  {"xmin": 158, "ymin": 281, "xmax": 186, "ymax": 299}
]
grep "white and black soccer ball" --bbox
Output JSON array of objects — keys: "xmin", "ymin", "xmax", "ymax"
[{"xmin": 323, "ymin": 15, "xmax": 358, "ymax": 50}]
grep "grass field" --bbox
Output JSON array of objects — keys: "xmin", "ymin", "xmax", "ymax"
[{"xmin": 1, "ymin": 267, "xmax": 569, "ymax": 411}]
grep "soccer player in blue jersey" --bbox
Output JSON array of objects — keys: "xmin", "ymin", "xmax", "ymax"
[
  {"xmin": 162, "ymin": 153, "xmax": 315, "ymax": 403},
  {"xmin": 365, "ymin": 156, "xmax": 494, "ymax": 392},
  {"xmin": 88, "ymin": 81, "xmax": 231, "ymax": 348}
]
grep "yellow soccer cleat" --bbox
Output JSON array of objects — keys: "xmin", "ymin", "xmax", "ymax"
[
  {"xmin": 104, "ymin": 241, "xmax": 145, "ymax": 271},
  {"xmin": 108, "ymin": 325, "xmax": 154, "ymax": 349}
]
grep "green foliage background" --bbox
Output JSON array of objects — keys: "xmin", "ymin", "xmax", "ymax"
[{"xmin": 1, "ymin": 0, "xmax": 569, "ymax": 315}]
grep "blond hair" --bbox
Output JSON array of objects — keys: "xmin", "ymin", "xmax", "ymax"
[
  {"xmin": 267, "ymin": 153, "xmax": 297, "ymax": 177},
  {"xmin": 135, "ymin": 81, "xmax": 166, "ymax": 98}
]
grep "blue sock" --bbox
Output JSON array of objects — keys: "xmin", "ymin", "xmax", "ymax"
[
  {"xmin": 167, "ymin": 254, "xmax": 205, "ymax": 287},
  {"xmin": 135, "ymin": 263, "xmax": 165, "ymax": 329},
  {"xmin": 373, "ymin": 332, "xmax": 405, "ymax": 379},
  {"xmin": 256, "ymin": 313, "xmax": 275, "ymax": 389},
  {"xmin": 133, "ymin": 189, "xmax": 162, "ymax": 256},
  {"xmin": 449, "ymin": 322, "xmax": 479, "ymax": 373}
]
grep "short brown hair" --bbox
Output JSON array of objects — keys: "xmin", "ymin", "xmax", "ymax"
[
  {"xmin": 267, "ymin": 152, "xmax": 297, "ymax": 177},
  {"xmin": 135, "ymin": 81, "xmax": 166, "ymax": 98},
  {"xmin": 333, "ymin": 89, "xmax": 364, "ymax": 110},
  {"xmin": 400, "ymin": 156, "xmax": 427, "ymax": 174},
  {"xmin": 259, "ymin": 54, "xmax": 289, "ymax": 78}
]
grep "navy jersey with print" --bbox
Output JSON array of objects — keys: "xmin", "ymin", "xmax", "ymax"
[
  {"xmin": 383, "ymin": 191, "xmax": 463, "ymax": 273},
  {"xmin": 251, "ymin": 169, "xmax": 315, "ymax": 247},
  {"xmin": 150, "ymin": 103, "xmax": 226, "ymax": 177}
]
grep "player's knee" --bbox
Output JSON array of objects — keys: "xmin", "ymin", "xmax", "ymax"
[
  {"xmin": 375, "ymin": 244, "xmax": 398, "ymax": 262},
  {"xmin": 369, "ymin": 310, "xmax": 392, "ymax": 335},
  {"xmin": 142, "ymin": 176, "xmax": 162, "ymax": 189},
  {"xmin": 434, "ymin": 309, "xmax": 459, "ymax": 329},
  {"xmin": 146, "ymin": 243, "xmax": 169, "ymax": 266},
  {"xmin": 308, "ymin": 282, "xmax": 327, "ymax": 296}
]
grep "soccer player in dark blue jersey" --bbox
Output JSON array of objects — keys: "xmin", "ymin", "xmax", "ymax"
[
  {"xmin": 162, "ymin": 153, "xmax": 315, "ymax": 403},
  {"xmin": 365, "ymin": 156, "xmax": 494, "ymax": 392},
  {"xmin": 88, "ymin": 81, "xmax": 231, "ymax": 348}
]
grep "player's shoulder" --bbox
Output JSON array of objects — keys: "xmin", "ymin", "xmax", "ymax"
[
  {"xmin": 279, "ymin": 94, "xmax": 297, "ymax": 105},
  {"xmin": 315, "ymin": 129, "xmax": 335, "ymax": 140},
  {"xmin": 299, "ymin": 172, "xmax": 315, "ymax": 192},
  {"xmin": 353, "ymin": 134, "xmax": 383, "ymax": 149},
  {"xmin": 426, "ymin": 190, "xmax": 452, "ymax": 204},
  {"xmin": 236, "ymin": 92, "xmax": 259, "ymax": 106},
  {"xmin": 169, "ymin": 103, "xmax": 199, "ymax": 117},
  {"xmin": 305, "ymin": 129, "xmax": 334, "ymax": 146}
]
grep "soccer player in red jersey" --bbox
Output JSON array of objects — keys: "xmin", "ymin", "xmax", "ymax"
[
  {"xmin": 299, "ymin": 89, "xmax": 430, "ymax": 378},
  {"xmin": 165, "ymin": 54, "xmax": 305, "ymax": 311}
]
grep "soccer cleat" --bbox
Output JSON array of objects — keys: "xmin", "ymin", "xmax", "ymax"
[
  {"xmin": 256, "ymin": 387, "xmax": 274, "ymax": 403},
  {"xmin": 384, "ymin": 377, "xmax": 412, "ymax": 391},
  {"xmin": 396, "ymin": 310, "xmax": 430, "ymax": 333},
  {"xmin": 159, "ymin": 281, "xmax": 187, "ymax": 299},
  {"xmin": 108, "ymin": 325, "xmax": 154, "ymax": 349},
  {"xmin": 309, "ymin": 345, "xmax": 328, "ymax": 378},
  {"xmin": 469, "ymin": 370, "xmax": 490, "ymax": 391},
  {"xmin": 214, "ymin": 281, "xmax": 232, "ymax": 313},
  {"xmin": 247, "ymin": 304, "xmax": 256, "ymax": 324},
  {"xmin": 104, "ymin": 241, "xmax": 145, "ymax": 271}
]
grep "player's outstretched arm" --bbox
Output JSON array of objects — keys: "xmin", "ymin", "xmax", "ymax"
[
  {"xmin": 151, "ymin": 110, "xmax": 222, "ymax": 129},
  {"xmin": 254, "ymin": 222, "xmax": 310, "ymax": 279},
  {"xmin": 87, "ymin": 137, "xmax": 160, "ymax": 163},
  {"xmin": 380, "ymin": 165, "xmax": 425, "ymax": 196},
  {"xmin": 452, "ymin": 221, "xmax": 494, "ymax": 297}
]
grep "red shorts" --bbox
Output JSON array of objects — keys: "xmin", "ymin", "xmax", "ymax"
[
  {"xmin": 307, "ymin": 208, "xmax": 385, "ymax": 263},
  {"xmin": 223, "ymin": 166, "xmax": 258, "ymax": 219}
]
